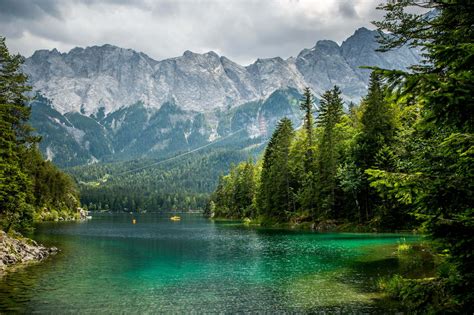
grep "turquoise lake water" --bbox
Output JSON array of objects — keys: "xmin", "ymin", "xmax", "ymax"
[{"xmin": 0, "ymin": 213, "xmax": 419, "ymax": 313}]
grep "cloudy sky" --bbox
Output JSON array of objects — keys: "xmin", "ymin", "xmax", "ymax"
[{"xmin": 0, "ymin": 0, "xmax": 385, "ymax": 65}]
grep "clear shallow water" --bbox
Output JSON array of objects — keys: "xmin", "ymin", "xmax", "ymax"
[{"xmin": 0, "ymin": 214, "xmax": 418, "ymax": 313}]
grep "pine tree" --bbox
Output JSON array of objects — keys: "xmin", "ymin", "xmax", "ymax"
[
  {"xmin": 298, "ymin": 87, "xmax": 317, "ymax": 213},
  {"xmin": 0, "ymin": 37, "xmax": 79, "ymax": 231},
  {"xmin": 257, "ymin": 118, "xmax": 295, "ymax": 221},
  {"xmin": 316, "ymin": 86, "xmax": 344, "ymax": 217},
  {"xmin": 354, "ymin": 73, "xmax": 397, "ymax": 221},
  {"xmin": 0, "ymin": 37, "xmax": 35, "ymax": 231}
]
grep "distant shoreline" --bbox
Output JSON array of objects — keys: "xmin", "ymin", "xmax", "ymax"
[{"xmin": 210, "ymin": 217, "xmax": 420, "ymax": 234}]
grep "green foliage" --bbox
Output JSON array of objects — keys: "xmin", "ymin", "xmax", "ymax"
[
  {"xmin": 257, "ymin": 118, "xmax": 296, "ymax": 221},
  {"xmin": 373, "ymin": 1, "xmax": 474, "ymax": 132},
  {"xmin": 353, "ymin": 72, "xmax": 399, "ymax": 223},
  {"xmin": 300, "ymin": 87, "xmax": 315, "ymax": 160},
  {"xmin": 316, "ymin": 86, "xmax": 344, "ymax": 217},
  {"xmin": 296, "ymin": 88, "xmax": 317, "ymax": 214},
  {"xmin": 0, "ymin": 36, "xmax": 79, "ymax": 232},
  {"xmin": 210, "ymin": 82, "xmax": 408, "ymax": 228},
  {"xmin": 379, "ymin": 275, "xmax": 459, "ymax": 313},
  {"xmin": 72, "ymin": 146, "xmax": 259, "ymax": 212},
  {"xmin": 336, "ymin": 161, "xmax": 363, "ymax": 221},
  {"xmin": 209, "ymin": 159, "xmax": 258, "ymax": 219},
  {"xmin": 355, "ymin": 73, "xmax": 397, "ymax": 169},
  {"xmin": 0, "ymin": 161, "xmax": 33, "ymax": 232},
  {"xmin": 369, "ymin": 1, "xmax": 474, "ymax": 311}
]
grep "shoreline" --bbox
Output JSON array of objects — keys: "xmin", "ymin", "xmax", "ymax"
[
  {"xmin": 0, "ymin": 230, "xmax": 58, "ymax": 276},
  {"xmin": 210, "ymin": 217, "xmax": 419, "ymax": 234}
]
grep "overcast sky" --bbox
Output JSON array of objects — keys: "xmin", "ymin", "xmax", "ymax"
[{"xmin": 0, "ymin": 0, "xmax": 386, "ymax": 65}]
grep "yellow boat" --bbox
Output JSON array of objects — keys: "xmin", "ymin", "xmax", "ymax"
[{"xmin": 170, "ymin": 215, "xmax": 181, "ymax": 221}]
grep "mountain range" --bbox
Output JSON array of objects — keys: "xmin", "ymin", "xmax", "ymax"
[{"xmin": 23, "ymin": 27, "xmax": 420, "ymax": 167}]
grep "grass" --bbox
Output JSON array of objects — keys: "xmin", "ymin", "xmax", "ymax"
[{"xmin": 376, "ymin": 240, "xmax": 462, "ymax": 313}]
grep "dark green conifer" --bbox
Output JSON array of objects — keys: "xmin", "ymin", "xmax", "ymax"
[
  {"xmin": 316, "ymin": 86, "xmax": 344, "ymax": 217},
  {"xmin": 257, "ymin": 118, "xmax": 295, "ymax": 220}
]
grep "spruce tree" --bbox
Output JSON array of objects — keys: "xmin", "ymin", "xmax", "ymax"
[
  {"xmin": 300, "ymin": 87, "xmax": 315, "ymax": 153},
  {"xmin": 0, "ymin": 37, "xmax": 79, "ymax": 231},
  {"xmin": 298, "ymin": 87, "xmax": 317, "ymax": 214},
  {"xmin": 316, "ymin": 86, "xmax": 344, "ymax": 217},
  {"xmin": 257, "ymin": 118, "xmax": 295, "ymax": 220},
  {"xmin": 0, "ymin": 37, "xmax": 35, "ymax": 231},
  {"xmin": 355, "ymin": 72, "xmax": 396, "ymax": 170},
  {"xmin": 353, "ymin": 72, "xmax": 397, "ymax": 221}
]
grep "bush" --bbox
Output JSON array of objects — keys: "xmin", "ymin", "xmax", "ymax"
[{"xmin": 379, "ymin": 275, "xmax": 459, "ymax": 313}]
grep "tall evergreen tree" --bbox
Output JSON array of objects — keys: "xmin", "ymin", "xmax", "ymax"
[
  {"xmin": 300, "ymin": 87, "xmax": 315, "ymax": 154},
  {"xmin": 257, "ymin": 118, "xmax": 295, "ymax": 220},
  {"xmin": 297, "ymin": 87, "xmax": 317, "ymax": 214},
  {"xmin": 0, "ymin": 37, "xmax": 79, "ymax": 231},
  {"xmin": 0, "ymin": 37, "xmax": 36, "ymax": 231},
  {"xmin": 355, "ymin": 73, "xmax": 396, "ymax": 170},
  {"xmin": 316, "ymin": 86, "xmax": 344, "ymax": 217},
  {"xmin": 353, "ymin": 73, "xmax": 397, "ymax": 221}
]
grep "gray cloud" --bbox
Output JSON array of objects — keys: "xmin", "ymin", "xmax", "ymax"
[
  {"xmin": 0, "ymin": 0, "xmax": 62, "ymax": 21},
  {"xmin": 339, "ymin": 1, "xmax": 359, "ymax": 18},
  {"xmin": 0, "ymin": 0, "xmax": 383, "ymax": 65}
]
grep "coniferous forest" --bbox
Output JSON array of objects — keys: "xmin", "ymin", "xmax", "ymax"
[
  {"xmin": 209, "ymin": 1, "xmax": 473, "ymax": 312},
  {"xmin": 0, "ymin": 37, "xmax": 80, "ymax": 233}
]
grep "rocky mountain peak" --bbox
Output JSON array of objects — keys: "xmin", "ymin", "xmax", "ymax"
[
  {"xmin": 204, "ymin": 51, "xmax": 219, "ymax": 58},
  {"xmin": 314, "ymin": 40, "xmax": 340, "ymax": 55},
  {"xmin": 182, "ymin": 50, "xmax": 196, "ymax": 57},
  {"xmin": 353, "ymin": 26, "xmax": 374, "ymax": 36}
]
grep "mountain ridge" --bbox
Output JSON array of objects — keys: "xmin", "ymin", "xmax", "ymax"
[{"xmin": 23, "ymin": 27, "xmax": 419, "ymax": 116}]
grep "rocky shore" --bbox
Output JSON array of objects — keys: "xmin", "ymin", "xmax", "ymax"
[{"xmin": 0, "ymin": 230, "xmax": 58, "ymax": 274}]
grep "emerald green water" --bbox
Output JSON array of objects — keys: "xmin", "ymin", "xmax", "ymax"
[{"xmin": 0, "ymin": 214, "xmax": 418, "ymax": 313}]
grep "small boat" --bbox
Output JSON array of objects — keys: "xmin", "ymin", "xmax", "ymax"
[{"xmin": 170, "ymin": 216, "xmax": 181, "ymax": 221}]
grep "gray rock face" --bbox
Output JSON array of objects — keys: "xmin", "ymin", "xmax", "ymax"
[
  {"xmin": 340, "ymin": 27, "xmax": 421, "ymax": 85},
  {"xmin": 0, "ymin": 231, "xmax": 57, "ymax": 271},
  {"xmin": 295, "ymin": 40, "xmax": 365, "ymax": 100},
  {"xmin": 25, "ymin": 45, "xmax": 159, "ymax": 115},
  {"xmin": 246, "ymin": 57, "xmax": 307, "ymax": 98},
  {"xmin": 23, "ymin": 27, "xmax": 420, "ymax": 116},
  {"xmin": 294, "ymin": 28, "xmax": 421, "ymax": 101}
]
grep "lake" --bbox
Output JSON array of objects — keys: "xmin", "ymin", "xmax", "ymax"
[{"xmin": 0, "ymin": 213, "xmax": 418, "ymax": 313}]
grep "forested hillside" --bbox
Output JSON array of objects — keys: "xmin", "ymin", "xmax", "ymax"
[
  {"xmin": 0, "ymin": 37, "xmax": 80, "ymax": 233},
  {"xmin": 69, "ymin": 140, "xmax": 264, "ymax": 212}
]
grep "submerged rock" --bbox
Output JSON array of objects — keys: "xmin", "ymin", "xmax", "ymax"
[
  {"xmin": 0, "ymin": 231, "xmax": 58, "ymax": 273},
  {"xmin": 313, "ymin": 220, "xmax": 338, "ymax": 232}
]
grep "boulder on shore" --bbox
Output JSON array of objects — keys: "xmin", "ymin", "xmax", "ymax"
[{"xmin": 0, "ymin": 230, "xmax": 57, "ymax": 273}]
